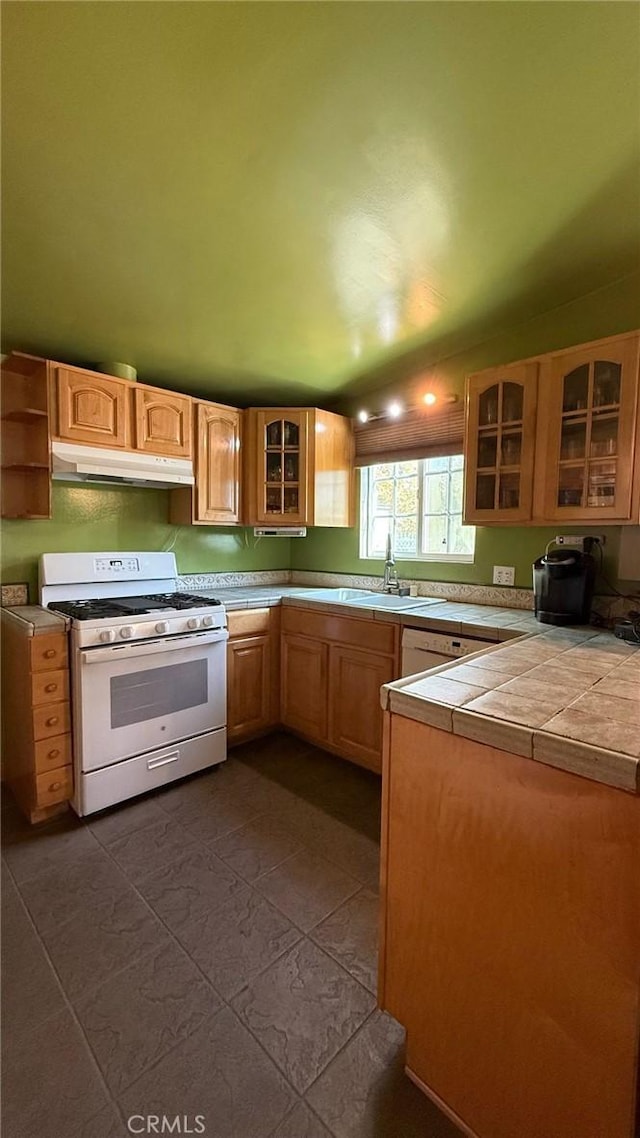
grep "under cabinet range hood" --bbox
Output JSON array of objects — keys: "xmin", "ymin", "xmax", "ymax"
[{"xmin": 51, "ymin": 441, "xmax": 195, "ymax": 488}]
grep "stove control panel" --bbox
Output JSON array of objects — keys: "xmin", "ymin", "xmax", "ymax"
[
  {"xmin": 94, "ymin": 556, "xmax": 140, "ymax": 575},
  {"xmin": 73, "ymin": 608, "xmax": 227, "ymax": 648}
]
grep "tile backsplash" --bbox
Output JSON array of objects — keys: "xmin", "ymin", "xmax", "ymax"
[{"xmin": 1, "ymin": 582, "xmax": 28, "ymax": 606}]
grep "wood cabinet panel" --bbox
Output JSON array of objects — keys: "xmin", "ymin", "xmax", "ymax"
[
  {"xmin": 227, "ymin": 609, "xmax": 272, "ymax": 638},
  {"xmin": 35, "ymin": 765, "xmax": 73, "ymax": 808},
  {"xmin": 250, "ymin": 409, "xmax": 309, "ymax": 525},
  {"xmin": 462, "ymin": 331, "xmax": 640, "ymax": 526},
  {"xmin": 34, "ymin": 734, "xmax": 72, "ymax": 773},
  {"xmin": 464, "ymin": 362, "xmax": 538, "ymax": 523},
  {"xmin": 196, "ymin": 402, "xmax": 241, "ymax": 523},
  {"xmin": 30, "ymin": 634, "xmax": 68, "ymax": 672},
  {"xmin": 328, "ymin": 646, "xmax": 395, "ymax": 772},
  {"xmin": 32, "ymin": 702, "xmax": 71, "ymax": 741},
  {"xmin": 534, "ymin": 333, "xmax": 640, "ymax": 522},
  {"xmin": 282, "ymin": 606, "xmax": 397, "ymax": 655},
  {"xmin": 54, "ymin": 367, "xmax": 130, "ymax": 448},
  {"xmin": 281, "ymin": 634, "xmax": 328, "ymax": 742},
  {"xmin": 381, "ymin": 715, "xmax": 640, "ymax": 1138},
  {"xmin": 227, "ymin": 635, "xmax": 271, "ymax": 742},
  {"xmin": 244, "ymin": 406, "xmax": 354, "ymax": 527},
  {"xmin": 134, "ymin": 386, "xmax": 192, "ymax": 457},
  {"xmin": 31, "ymin": 669, "xmax": 69, "ymax": 706},
  {"xmin": 2, "ymin": 612, "xmax": 74, "ymax": 824}
]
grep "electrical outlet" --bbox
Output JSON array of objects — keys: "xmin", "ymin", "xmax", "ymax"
[
  {"xmin": 555, "ymin": 535, "xmax": 585, "ymax": 548},
  {"xmin": 493, "ymin": 565, "xmax": 515, "ymax": 586}
]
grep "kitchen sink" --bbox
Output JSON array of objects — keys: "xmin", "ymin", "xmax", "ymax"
[
  {"xmin": 296, "ymin": 588, "xmax": 442, "ymax": 609},
  {"xmin": 349, "ymin": 594, "xmax": 436, "ymax": 609},
  {"xmin": 296, "ymin": 588, "xmax": 373, "ymax": 602}
]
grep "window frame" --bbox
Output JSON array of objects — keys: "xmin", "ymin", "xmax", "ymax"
[{"xmin": 358, "ymin": 457, "xmax": 476, "ymax": 563}]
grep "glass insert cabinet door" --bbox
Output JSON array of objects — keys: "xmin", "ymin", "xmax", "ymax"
[
  {"xmin": 537, "ymin": 336, "xmax": 640, "ymax": 521},
  {"xmin": 254, "ymin": 409, "xmax": 308, "ymax": 524},
  {"xmin": 463, "ymin": 362, "xmax": 538, "ymax": 523}
]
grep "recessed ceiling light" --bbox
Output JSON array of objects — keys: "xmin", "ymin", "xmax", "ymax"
[
  {"xmin": 357, "ymin": 410, "xmax": 369, "ymax": 423},
  {"xmin": 387, "ymin": 401, "xmax": 403, "ymax": 418},
  {"xmin": 423, "ymin": 392, "xmax": 437, "ymax": 406}
]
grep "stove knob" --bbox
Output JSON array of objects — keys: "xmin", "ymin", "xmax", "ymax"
[
  {"xmin": 119, "ymin": 626, "xmax": 134, "ymax": 639},
  {"xmin": 202, "ymin": 615, "xmax": 214, "ymax": 628},
  {"xmin": 99, "ymin": 629, "xmax": 116, "ymax": 644},
  {"xmin": 187, "ymin": 617, "xmax": 200, "ymax": 630},
  {"xmin": 155, "ymin": 621, "xmax": 169, "ymax": 634}
]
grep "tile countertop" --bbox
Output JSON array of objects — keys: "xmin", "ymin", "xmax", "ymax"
[
  {"xmin": 7, "ymin": 588, "xmax": 637, "ymax": 792},
  {"xmin": 382, "ymin": 627, "xmax": 640, "ymax": 793},
  {"xmin": 1, "ymin": 605, "xmax": 69, "ymax": 635}
]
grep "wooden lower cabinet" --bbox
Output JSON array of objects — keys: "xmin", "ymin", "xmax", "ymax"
[
  {"xmin": 226, "ymin": 609, "xmax": 280, "ymax": 744},
  {"xmin": 281, "ymin": 609, "xmax": 400, "ymax": 769},
  {"xmin": 227, "ymin": 636, "xmax": 271, "ymax": 741},
  {"xmin": 1, "ymin": 612, "xmax": 73, "ymax": 823},
  {"xmin": 328, "ymin": 645, "xmax": 395, "ymax": 773},
  {"xmin": 380, "ymin": 713, "xmax": 640, "ymax": 1138},
  {"xmin": 281, "ymin": 634, "xmax": 328, "ymax": 742}
]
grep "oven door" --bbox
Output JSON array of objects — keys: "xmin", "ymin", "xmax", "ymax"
[{"xmin": 75, "ymin": 629, "xmax": 228, "ymax": 771}]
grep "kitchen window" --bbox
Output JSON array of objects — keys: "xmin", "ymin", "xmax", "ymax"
[{"xmin": 359, "ymin": 457, "xmax": 476, "ymax": 562}]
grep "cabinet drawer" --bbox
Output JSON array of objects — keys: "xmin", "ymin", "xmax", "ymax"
[
  {"xmin": 32, "ymin": 702, "xmax": 71, "ymax": 740},
  {"xmin": 35, "ymin": 765, "xmax": 72, "ymax": 808},
  {"xmin": 31, "ymin": 669, "xmax": 69, "ymax": 707},
  {"xmin": 282, "ymin": 606, "xmax": 397, "ymax": 655},
  {"xmin": 227, "ymin": 609, "xmax": 272, "ymax": 638},
  {"xmin": 34, "ymin": 733, "xmax": 72, "ymax": 773},
  {"xmin": 30, "ymin": 635, "xmax": 68, "ymax": 672}
]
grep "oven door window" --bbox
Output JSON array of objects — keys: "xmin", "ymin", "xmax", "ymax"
[{"xmin": 110, "ymin": 658, "xmax": 208, "ymax": 729}]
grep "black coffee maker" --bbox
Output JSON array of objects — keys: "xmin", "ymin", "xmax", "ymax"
[{"xmin": 533, "ymin": 545, "xmax": 596, "ymax": 625}]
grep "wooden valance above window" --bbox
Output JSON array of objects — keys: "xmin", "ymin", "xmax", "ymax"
[{"xmin": 354, "ymin": 401, "xmax": 464, "ymax": 467}]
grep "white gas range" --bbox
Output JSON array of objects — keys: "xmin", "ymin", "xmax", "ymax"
[{"xmin": 40, "ymin": 552, "xmax": 228, "ymax": 816}]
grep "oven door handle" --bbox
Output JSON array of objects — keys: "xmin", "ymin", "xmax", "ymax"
[{"xmin": 81, "ymin": 628, "xmax": 229, "ymax": 664}]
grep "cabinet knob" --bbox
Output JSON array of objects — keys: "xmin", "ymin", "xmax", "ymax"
[
  {"xmin": 44, "ymin": 649, "xmax": 56, "ymax": 659},
  {"xmin": 49, "ymin": 782, "xmax": 61, "ymax": 792},
  {"xmin": 46, "ymin": 716, "xmax": 59, "ymax": 727},
  {"xmin": 48, "ymin": 749, "xmax": 60, "ymax": 760},
  {"xmin": 45, "ymin": 683, "xmax": 57, "ymax": 693}
]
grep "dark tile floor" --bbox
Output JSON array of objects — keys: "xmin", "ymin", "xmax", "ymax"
[{"xmin": 2, "ymin": 733, "xmax": 459, "ymax": 1138}]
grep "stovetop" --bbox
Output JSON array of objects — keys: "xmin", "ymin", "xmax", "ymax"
[{"xmin": 48, "ymin": 592, "xmax": 222, "ymax": 621}]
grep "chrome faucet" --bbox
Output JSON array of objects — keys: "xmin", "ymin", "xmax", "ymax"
[{"xmin": 383, "ymin": 534, "xmax": 409, "ymax": 595}]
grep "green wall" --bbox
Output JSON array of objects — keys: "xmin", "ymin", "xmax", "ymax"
[
  {"xmin": 3, "ymin": 278, "xmax": 639, "ymax": 600},
  {"xmin": 290, "ymin": 517, "xmax": 629, "ymax": 592},
  {"xmin": 1, "ymin": 485, "xmax": 290, "ymax": 602},
  {"xmin": 298, "ymin": 276, "xmax": 640, "ymax": 592}
]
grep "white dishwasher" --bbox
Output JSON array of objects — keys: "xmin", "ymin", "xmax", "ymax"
[{"xmin": 401, "ymin": 627, "xmax": 493, "ymax": 677}]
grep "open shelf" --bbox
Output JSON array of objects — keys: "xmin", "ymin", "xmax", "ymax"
[
  {"xmin": 1, "ymin": 408, "xmax": 48, "ymax": 424},
  {"xmin": 1, "ymin": 463, "xmax": 50, "ymax": 471}
]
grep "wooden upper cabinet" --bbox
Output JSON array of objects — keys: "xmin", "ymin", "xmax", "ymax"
[
  {"xmin": 133, "ymin": 386, "xmax": 192, "ymax": 457},
  {"xmin": 462, "ymin": 331, "xmax": 640, "ymax": 525},
  {"xmin": 534, "ymin": 333, "xmax": 640, "ymax": 523},
  {"xmin": 252, "ymin": 409, "xmax": 309, "ymax": 525},
  {"xmin": 464, "ymin": 362, "xmax": 538, "ymax": 524},
  {"xmin": 244, "ymin": 406, "xmax": 354, "ymax": 527},
  {"xmin": 54, "ymin": 366, "xmax": 130, "ymax": 448},
  {"xmin": 196, "ymin": 402, "xmax": 241, "ymax": 523}
]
